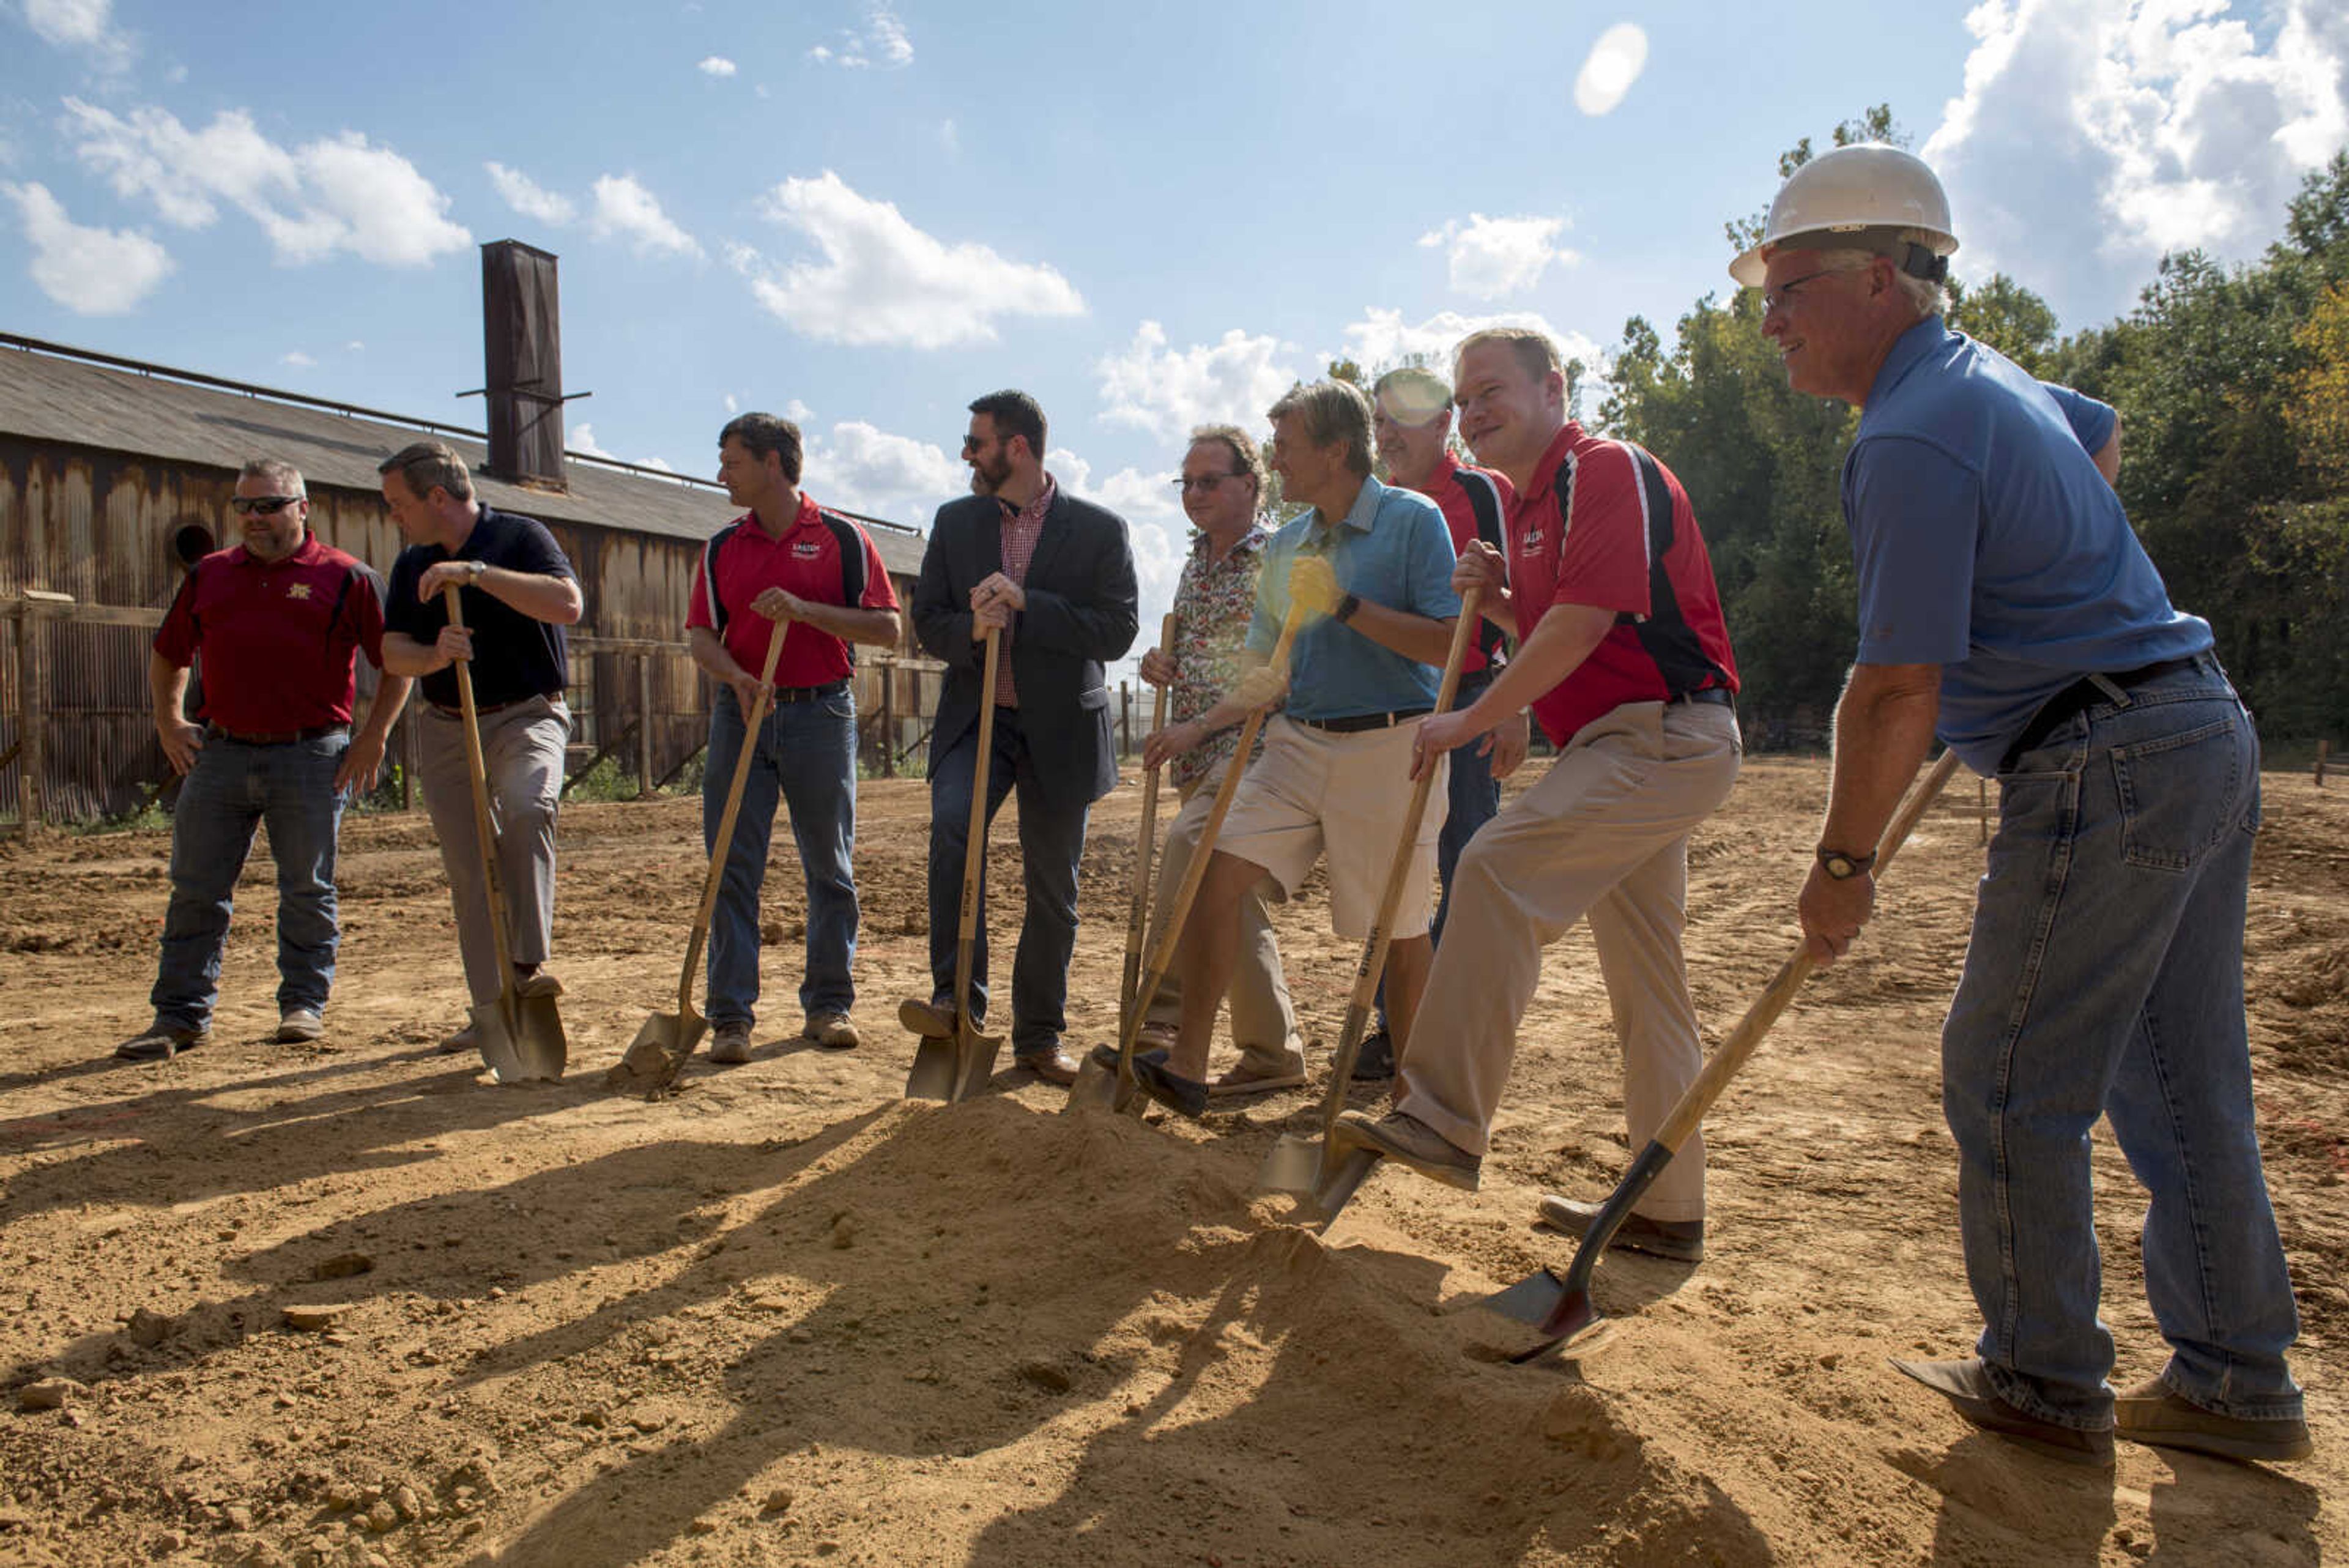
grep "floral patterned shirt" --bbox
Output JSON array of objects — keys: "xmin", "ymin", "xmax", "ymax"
[{"xmin": 1165, "ymin": 523, "xmax": 1277, "ymax": 793}]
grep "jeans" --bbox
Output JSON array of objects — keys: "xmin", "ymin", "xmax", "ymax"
[
  {"xmin": 1378, "ymin": 669, "xmax": 1504, "ymax": 1024},
  {"xmin": 927, "ymin": 707, "xmax": 1089, "ymax": 1057},
  {"xmin": 704, "ymin": 685, "xmax": 859, "ymax": 1027},
  {"xmin": 1949, "ymin": 659, "xmax": 2301, "ymax": 1427},
  {"xmin": 151, "ymin": 730, "xmax": 349, "ymax": 1029}
]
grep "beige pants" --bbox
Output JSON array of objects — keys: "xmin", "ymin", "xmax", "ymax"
[
  {"xmin": 418, "ymin": 696, "xmax": 569, "ymax": 1007},
  {"xmin": 1397, "ymin": 699, "xmax": 1740, "ymax": 1222},
  {"xmin": 1140, "ymin": 781, "xmax": 1302, "ymax": 1074}
]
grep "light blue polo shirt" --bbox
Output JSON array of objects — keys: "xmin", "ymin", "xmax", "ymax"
[
  {"xmin": 1245, "ymin": 474, "xmax": 1462, "ymax": 721},
  {"xmin": 1843, "ymin": 318, "xmax": 2211, "ymax": 774}
]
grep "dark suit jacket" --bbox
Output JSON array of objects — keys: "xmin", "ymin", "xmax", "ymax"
[{"xmin": 913, "ymin": 485, "xmax": 1139, "ymax": 811}]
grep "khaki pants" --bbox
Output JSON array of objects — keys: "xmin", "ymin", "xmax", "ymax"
[
  {"xmin": 1397, "ymin": 699, "xmax": 1740, "ymax": 1222},
  {"xmin": 1140, "ymin": 781, "xmax": 1302, "ymax": 1074},
  {"xmin": 418, "ymin": 696, "xmax": 569, "ymax": 1007}
]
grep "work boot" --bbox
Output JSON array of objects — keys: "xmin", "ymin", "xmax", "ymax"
[
  {"xmin": 1536, "ymin": 1194, "xmax": 1705, "ymax": 1263},
  {"xmin": 1891, "ymin": 1357, "xmax": 2115, "ymax": 1468},
  {"xmin": 115, "ymin": 1020, "xmax": 207, "ymax": 1061},
  {"xmin": 804, "ymin": 1013, "xmax": 859, "ymax": 1051},
  {"xmin": 1350, "ymin": 1025, "xmax": 1395, "ymax": 1080},
  {"xmin": 899, "ymin": 997, "xmax": 956, "ymax": 1038},
  {"xmin": 275, "ymin": 1008, "xmax": 324, "ymax": 1043},
  {"xmin": 439, "ymin": 1024, "xmax": 477, "ymax": 1056},
  {"xmin": 1332, "ymin": 1110, "xmax": 1481, "ymax": 1190},
  {"xmin": 2115, "ymin": 1376, "xmax": 2312, "ymax": 1463},
  {"xmin": 710, "ymin": 1022, "xmax": 754, "ymax": 1065},
  {"xmin": 1016, "ymin": 1044, "xmax": 1082, "ymax": 1087}
]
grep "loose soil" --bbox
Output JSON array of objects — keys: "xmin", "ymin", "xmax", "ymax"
[{"xmin": 0, "ymin": 757, "xmax": 2341, "ymax": 1567}]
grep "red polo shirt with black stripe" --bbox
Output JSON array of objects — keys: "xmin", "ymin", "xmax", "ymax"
[
  {"xmin": 1409, "ymin": 453, "xmax": 1515, "ymax": 676},
  {"xmin": 152, "ymin": 535, "xmax": 389, "ymax": 731},
  {"xmin": 1508, "ymin": 422, "xmax": 1740, "ymax": 746},
  {"xmin": 686, "ymin": 494, "xmax": 901, "ymax": 687}
]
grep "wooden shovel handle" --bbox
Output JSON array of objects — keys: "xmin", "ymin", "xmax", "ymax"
[
  {"xmin": 952, "ymin": 624, "xmax": 1003, "ymax": 1033},
  {"xmin": 677, "ymin": 614, "xmax": 791, "ymax": 1014},
  {"xmin": 443, "ymin": 584, "xmax": 517, "ymax": 994},
  {"xmin": 1118, "ymin": 612, "xmax": 1179, "ymax": 1035}
]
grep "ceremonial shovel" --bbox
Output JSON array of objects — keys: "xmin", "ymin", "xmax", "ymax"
[
  {"xmin": 1254, "ymin": 586, "xmax": 1483, "ymax": 1217},
  {"xmin": 1482, "ymin": 748, "xmax": 1964, "ymax": 1359},
  {"xmin": 443, "ymin": 584, "xmax": 567, "ymax": 1083},
  {"xmin": 902, "ymin": 624, "xmax": 1008, "ymax": 1102},
  {"xmin": 610, "ymin": 614, "xmax": 788, "ymax": 1098},
  {"xmin": 1066, "ymin": 613, "xmax": 1177, "ymax": 1113}
]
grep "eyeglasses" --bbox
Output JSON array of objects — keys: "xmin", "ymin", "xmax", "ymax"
[
  {"xmin": 1171, "ymin": 473, "xmax": 1244, "ymax": 494},
  {"xmin": 231, "ymin": 496, "xmax": 303, "ymax": 516},
  {"xmin": 961, "ymin": 434, "xmax": 996, "ymax": 455},
  {"xmin": 1761, "ymin": 264, "xmax": 1869, "ymax": 316}
]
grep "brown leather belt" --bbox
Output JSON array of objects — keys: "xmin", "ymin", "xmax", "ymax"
[{"xmin": 206, "ymin": 723, "xmax": 346, "ymax": 745}]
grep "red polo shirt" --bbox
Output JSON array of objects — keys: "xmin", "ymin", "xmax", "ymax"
[
  {"xmin": 1408, "ymin": 453, "xmax": 1514, "ymax": 675},
  {"xmin": 1508, "ymin": 423, "xmax": 1739, "ymax": 746},
  {"xmin": 152, "ymin": 535, "xmax": 388, "ymax": 732},
  {"xmin": 686, "ymin": 494, "xmax": 900, "ymax": 687}
]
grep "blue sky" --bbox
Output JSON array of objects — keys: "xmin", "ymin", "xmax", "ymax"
[{"xmin": 4, "ymin": 0, "xmax": 2344, "ymax": 641}]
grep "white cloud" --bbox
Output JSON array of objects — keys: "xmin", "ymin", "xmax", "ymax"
[
  {"xmin": 62, "ymin": 100, "xmax": 468, "ymax": 267},
  {"xmin": 1336, "ymin": 306, "xmax": 1601, "ymax": 376},
  {"xmin": 1923, "ymin": 0, "xmax": 2349, "ymax": 326},
  {"xmin": 697, "ymin": 55, "xmax": 737, "ymax": 77},
  {"xmin": 1045, "ymin": 445, "xmax": 1189, "ymax": 681},
  {"xmin": 1094, "ymin": 321, "xmax": 1299, "ymax": 444},
  {"xmin": 640, "ymin": 456, "xmax": 677, "ymax": 473},
  {"xmin": 805, "ymin": 418, "xmax": 965, "ymax": 518},
  {"xmin": 1, "ymin": 180, "xmax": 171, "ymax": 313},
  {"xmin": 810, "ymin": 5, "xmax": 913, "ymax": 69},
  {"xmin": 281, "ymin": 350, "xmax": 314, "ymax": 367},
  {"xmin": 589, "ymin": 173, "xmax": 700, "ymax": 259},
  {"xmin": 723, "ymin": 393, "xmax": 739, "ymax": 414},
  {"xmin": 737, "ymin": 170, "xmax": 1084, "ymax": 348},
  {"xmin": 24, "ymin": 0, "xmax": 128, "ymax": 63},
  {"xmin": 484, "ymin": 161, "xmax": 575, "ymax": 226},
  {"xmin": 784, "ymin": 398, "xmax": 813, "ymax": 423},
  {"xmin": 1575, "ymin": 23, "xmax": 1649, "ymax": 116},
  {"xmin": 1417, "ymin": 212, "xmax": 1576, "ymax": 300},
  {"xmin": 568, "ymin": 422, "xmax": 618, "ymax": 459},
  {"xmin": 346, "ymin": 339, "xmax": 364, "ymax": 351}
]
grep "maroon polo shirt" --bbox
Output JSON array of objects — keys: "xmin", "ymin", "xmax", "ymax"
[
  {"xmin": 1408, "ymin": 453, "xmax": 1515, "ymax": 675},
  {"xmin": 153, "ymin": 535, "xmax": 389, "ymax": 732},
  {"xmin": 686, "ymin": 493, "xmax": 900, "ymax": 688},
  {"xmin": 1507, "ymin": 423, "xmax": 1739, "ymax": 746}
]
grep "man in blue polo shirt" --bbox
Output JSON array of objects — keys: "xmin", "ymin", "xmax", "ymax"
[
  {"xmin": 1134, "ymin": 379, "xmax": 1460, "ymax": 1117},
  {"xmin": 1740, "ymin": 143, "xmax": 2307, "ymax": 1466}
]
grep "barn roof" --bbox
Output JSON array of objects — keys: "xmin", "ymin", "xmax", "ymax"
[{"xmin": 0, "ymin": 333, "xmax": 931, "ymax": 579}]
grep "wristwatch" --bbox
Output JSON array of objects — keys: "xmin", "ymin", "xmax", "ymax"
[
  {"xmin": 466, "ymin": 559, "xmax": 489, "ymax": 582},
  {"xmin": 1333, "ymin": 592, "xmax": 1362, "ymax": 625},
  {"xmin": 1816, "ymin": 846, "xmax": 1877, "ymax": 880}
]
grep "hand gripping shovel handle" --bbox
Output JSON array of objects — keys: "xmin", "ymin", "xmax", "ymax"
[
  {"xmin": 678, "ymin": 617, "xmax": 790, "ymax": 1015},
  {"xmin": 1107, "ymin": 599, "xmax": 1309, "ymax": 1093},
  {"xmin": 1507, "ymin": 747, "xmax": 1965, "ymax": 1359},
  {"xmin": 443, "ymin": 585, "xmax": 518, "ymax": 1017},
  {"xmin": 1116, "ymin": 613, "xmax": 1179, "ymax": 1040}
]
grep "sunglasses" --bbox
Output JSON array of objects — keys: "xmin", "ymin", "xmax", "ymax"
[{"xmin": 231, "ymin": 496, "xmax": 303, "ymax": 516}]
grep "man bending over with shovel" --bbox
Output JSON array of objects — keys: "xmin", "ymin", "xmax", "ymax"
[
  {"xmin": 379, "ymin": 441, "xmax": 582, "ymax": 1058},
  {"xmin": 1136, "ymin": 379, "xmax": 1461, "ymax": 1118},
  {"xmin": 688, "ymin": 412, "xmax": 903, "ymax": 1063},
  {"xmin": 1330, "ymin": 329, "xmax": 1741, "ymax": 1262}
]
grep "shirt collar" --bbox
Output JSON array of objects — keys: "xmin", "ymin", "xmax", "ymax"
[
  {"xmin": 740, "ymin": 492, "xmax": 822, "ymax": 538},
  {"xmin": 1309, "ymin": 473, "xmax": 1386, "ymax": 539},
  {"xmin": 1524, "ymin": 423, "xmax": 1583, "ymax": 499},
  {"xmin": 1866, "ymin": 315, "xmax": 1954, "ymax": 409},
  {"xmin": 1190, "ymin": 522, "xmax": 1271, "ymax": 560},
  {"xmin": 1000, "ymin": 473, "xmax": 1058, "ymax": 529},
  {"xmin": 237, "ymin": 532, "xmax": 322, "ymax": 569}
]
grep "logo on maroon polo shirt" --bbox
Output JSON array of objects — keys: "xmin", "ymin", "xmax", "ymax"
[
  {"xmin": 792, "ymin": 540, "xmax": 823, "ymax": 560},
  {"xmin": 286, "ymin": 582, "xmax": 313, "ymax": 600}
]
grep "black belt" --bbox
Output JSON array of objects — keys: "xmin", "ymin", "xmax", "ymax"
[
  {"xmin": 206, "ymin": 723, "xmax": 346, "ymax": 746},
  {"xmin": 768, "ymin": 678, "xmax": 848, "ymax": 705},
  {"xmin": 1295, "ymin": 707, "xmax": 1431, "ymax": 734},
  {"xmin": 1668, "ymin": 687, "xmax": 1734, "ymax": 709},
  {"xmin": 429, "ymin": 695, "xmax": 555, "ymax": 719},
  {"xmin": 1999, "ymin": 655, "xmax": 2206, "ymax": 771}
]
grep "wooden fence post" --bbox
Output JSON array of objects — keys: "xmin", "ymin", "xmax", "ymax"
[
  {"xmin": 2318, "ymin": 740, "xmax": 2330, "ymax": 789},
  {"xmin": 13, "ymin": 611, "xmax": 34, "ymax": 841},
  {"xmin": 636, "ymin": 652, "xmax": 655, "ymax": 800},
  {"xmin": 879, "ymin": 662, "xmax": 895, "ymax": 778}
]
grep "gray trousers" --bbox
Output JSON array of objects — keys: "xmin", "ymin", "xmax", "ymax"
[{"xmin": 418, "ymin": 696, "xmax": 569, "ymax": 1006}]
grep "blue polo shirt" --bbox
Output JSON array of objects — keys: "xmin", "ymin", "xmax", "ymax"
[
  {"xmin": 1245, "ymin": 474, "xmax": 1461, "ymax": 721},
  {"xmin": 1844, "ymin": 317, "xmax": 2210, "ymax": 774}
]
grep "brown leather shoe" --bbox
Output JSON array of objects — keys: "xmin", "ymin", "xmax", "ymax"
[
  {"xmin": 1891, "ymin": 1357, "xmax": 2115, "ymax": 1467},
  {"xmin": 1537, "ymin": 1194, "xmax": 1705, "ymax": 1263},
  {"xmin": 2116, "ymin": 1376, "xmax": 2312, "ymax": 1463},
  {"xmin": 1016, "ymin": 1045, "xmax": 1081, "ymax": 1087}
]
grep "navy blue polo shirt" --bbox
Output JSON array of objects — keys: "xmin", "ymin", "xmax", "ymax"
[
  {"xmin": 387, "ymin": 505, "xmax": 576, "ymax": 709},
  {"xmin": 1843, "ymin": 318, "xmax": 2210, "ymax": 774}
]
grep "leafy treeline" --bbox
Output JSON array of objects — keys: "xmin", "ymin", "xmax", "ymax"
[{"xmin": 1603, "ymin": 113, "xmax": 2349, "ymax": 744}]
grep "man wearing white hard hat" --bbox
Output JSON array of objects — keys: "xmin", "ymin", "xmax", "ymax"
[{"xmin": 1740, "ymin": 143, "xmax": 2308, "ymax": 1468}]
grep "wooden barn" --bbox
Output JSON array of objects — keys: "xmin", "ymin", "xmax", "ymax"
[{"xmin": 0, "ymin": 247, "xmax": 945, "ymax": 830}]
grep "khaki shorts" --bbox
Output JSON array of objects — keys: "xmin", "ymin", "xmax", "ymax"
[{"xmin": 1215, "ymin": 713, "xmax": 1447, "ymax": 941}]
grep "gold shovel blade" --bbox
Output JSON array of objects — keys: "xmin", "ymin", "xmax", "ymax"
[
  {"xmin": 1255, "ymin": 1131, "xmax": 1325, "ymax": 1195},
  {"xmin": 606, "ymin": 1008, "xmax": 707, "ymax": 1096},
  {"xmin": 469, "ymin": 997, "xmax": 527, "ymax": 1084},
  {"xmin": 508, "ymin": 990, "xmax": 567, "ymax": 1082}
]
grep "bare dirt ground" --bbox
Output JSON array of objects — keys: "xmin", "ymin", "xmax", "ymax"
[{"xmin": 0, "ymin": 755, "xmax": 2341, "ymax": 1567}]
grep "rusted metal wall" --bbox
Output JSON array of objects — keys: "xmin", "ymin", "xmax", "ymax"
[{"xmin": 1, "ymin": 437, "xmax": 939, "ymax": 823}]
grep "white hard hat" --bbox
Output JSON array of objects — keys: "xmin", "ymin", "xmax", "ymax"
[{"xmin": 1729, "ymin": 143, "xmax": 1958, "ymax": 287}]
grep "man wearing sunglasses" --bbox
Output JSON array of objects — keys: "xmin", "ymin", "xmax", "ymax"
[
  {"xmin": 907, "ymin": 390, "xmax": 1138, "ymax": 1085},
  {"xmin": 377, "ymin": 440, "xmax": 584, "ymax": 1058},
  {"xmin": 1741, "ymin": 144, "xmax": 2307, "ymax": 1466},
  {"xmin": 117, "ymin": 459, "xmax": 413, "ymax": 1060}
]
